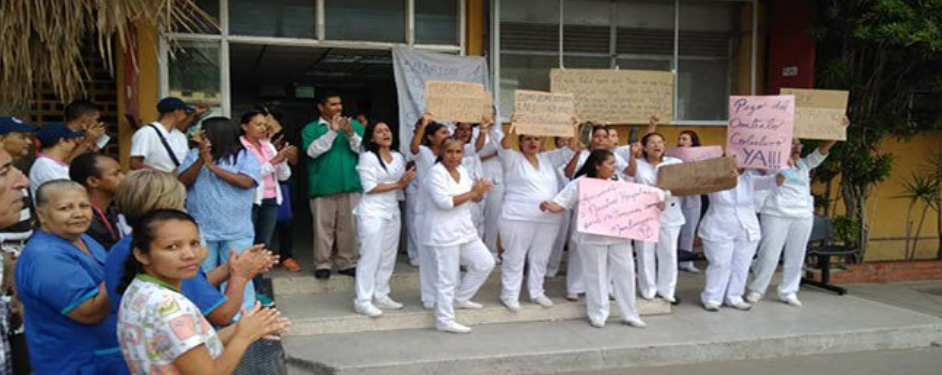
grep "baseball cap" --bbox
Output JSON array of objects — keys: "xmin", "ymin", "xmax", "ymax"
[
  {"xmin": 36, "ymin": 123, "xmax": 84, "ymax": 149},
  {"xmin": 0, "ymin": 117, "xmax": 38, "ymax": 136},
  {"xmin": 157, "ymin": 97, "xmax": 194, "ymax": 114}
]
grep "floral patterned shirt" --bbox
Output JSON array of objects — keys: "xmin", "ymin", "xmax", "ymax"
[{"xmin": 117, "ymin": 275, "xmax": 223, "ymax": 374}]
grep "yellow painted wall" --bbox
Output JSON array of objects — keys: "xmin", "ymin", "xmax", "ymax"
[{"xmin": 117, "ymin": 24, "xmax": 160, "ymax": 169}]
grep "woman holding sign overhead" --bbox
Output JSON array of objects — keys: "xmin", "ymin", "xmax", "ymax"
[
  {"xmin": 489, "ymin": 119, "xmax": 573, "ymax": 312},
  {"xmin": 626, "ymin": 132, "xmax": 685, "ymax": 304},
  {"xmin": 746, "ymin": 118, "xmax": 849, "ymax": 307},
  {"xmin": 676, "ymin": 130, "xmax": 704, "ymax": 274},
  {"xmin": 424, "ymin": 137, "xmax": 496, "ymax": 333},
  {"xmin": 699, "ymin": 165, "xmax": 784, "ymax": 312},
  {"xmin": 541, "ymin": 149, "xmax": 650, "ymax": 328}
]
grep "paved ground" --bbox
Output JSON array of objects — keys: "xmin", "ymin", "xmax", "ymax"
[{"xmin": 556, "ymin": 346, "xmax": 942, "ymax": 375}]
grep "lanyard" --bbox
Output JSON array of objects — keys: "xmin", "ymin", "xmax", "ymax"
[{"xmin": 91, "ymin": 204, "xmax": 118, "ymax": 241}]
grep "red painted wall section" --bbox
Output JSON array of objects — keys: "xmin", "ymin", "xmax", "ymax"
[{"xmin": 765, "ymin": 0, "xmax": 817, "ymax": 94}]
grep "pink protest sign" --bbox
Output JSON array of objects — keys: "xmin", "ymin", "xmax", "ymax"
[
  {"xmin": 665, "ymin": 146, "xmax": 724, "ymax": 162},
  {"xmin": 576, "ymin": 178, "xmax": 663, "ymax": 242},
  {"xmin": 727, "ymin": 95, "xmax": 795, "ymax": 169}
]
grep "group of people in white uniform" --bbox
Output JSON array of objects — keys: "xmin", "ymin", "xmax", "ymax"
[{"xmin": 348, "ymin": 108, "xmax": 848, "ymax": 333}]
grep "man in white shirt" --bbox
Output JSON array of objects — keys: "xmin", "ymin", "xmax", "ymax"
[
  {"xmin": 29, "ymin": 123, "xmax": 83, "ymax": 201},
  {"xmin": 129, "ymin": 97, "xmax": 194, "ymax": 173}
]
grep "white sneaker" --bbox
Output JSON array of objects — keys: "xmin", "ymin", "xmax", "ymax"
[
  {"xmin": 531, "ymin": 295, "xmax": 554, "ymax": 308},
  {"xmin": 354, "ymin": 303, "xmax": 383, "ymax": 318},
  {"xmin": 501, "ymin": 298, "xmax": 521, "ymax": 312},
  {"xmin": 436, "ymin": 322, "xmax": 472, "ymax": 334},
  {"xmin": 727, "ymin": 300, "xmax": 753, "ymax": 311},
  {"xmin": 375, "ymin": 296, "xmax": 404, "ymax": 310},
  {"xmin": 780, "ymin": 294, "xmax": 803, "ymax": 307},
  {"xmin": 679, "ymin": 263, "xmax": 700, "ymax": 274},
  {"xmin": 455, "ymin": 300, "xmax": 484, "ymax": 310},
  {"xmin": 409, "ymin": 258, "xmax": 420, "ymax": 267},
  {"xmin": 703, "ymin": 302, "xmax": 720, "ymax": 311},
  {"xmin": 422, "ymin": 301, "xmax": 435, "ymax": 310},
  {"xmin": 589, "ymin": 319, "xmax": 606, "ymax": 328},
  {"xmin": 659, "ymin": 295, "xmax": 676, "ymax": 304},
  {"xmin": 745, "ymin": 291, "xmax": 763, "ymax": 304},
  {"xmin": 566, "ymin": 293, "xmax": 580, "ymax": 301},
  {"xmin": 622, "ymin": 317, "xmax": 647, "ymax": 328}
]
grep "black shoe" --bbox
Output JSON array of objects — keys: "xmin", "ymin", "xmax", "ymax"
[
  {"xmin": 314, "ymin": 269, "xmax": 331, "ymax": 280},
  {"xmin": 338, "ymin": 267, "xmax": 357, "ymax": 277},
  {"xmin": 671, "ymin": 296, "xmax": 681, "ymax": 306}
]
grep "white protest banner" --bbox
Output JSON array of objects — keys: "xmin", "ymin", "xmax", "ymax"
[
  {"xmin": 550, "ymin": 68, "xmax": 673, "ymax": 124},
  {"xmin": 425, "ymin": 81, "xmax": 486, "ymax": 123},
  {"xmin": 576, "ymin": 178, "xmax": 663, "ymax": 242},
  {"xmin": 727, "ymin": 95, "xmax": 795, "ymax": 170},
  {"xmin": 513, "ymin": 90, "xmax": 575, "ymax": 137},
  {"xmin": 780, "ymin": 88, "xmax": 848, "ymax": 141},
  {"xmin": 393, "ymin": 47, "xmax": 490, "ymax": 154}
]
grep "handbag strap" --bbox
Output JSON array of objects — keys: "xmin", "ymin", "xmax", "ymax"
[{"xmin": 148, "ymin": 124, "xmax": 181, "ymax": 167}]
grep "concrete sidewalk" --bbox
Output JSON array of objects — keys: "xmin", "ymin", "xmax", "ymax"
[{"xmin": 282, "ymin": 279, "xmax": 942, "ymax": 375}]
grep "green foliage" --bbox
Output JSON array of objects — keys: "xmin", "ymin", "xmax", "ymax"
[
  {"xmin": 832, "ymin": 215, "xmax": 862, "ymax": 248},
  {"xmin": 813, "ymin": 0, "xmax": 942, "ymax": 259}
]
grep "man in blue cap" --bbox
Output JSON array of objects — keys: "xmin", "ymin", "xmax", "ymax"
[
  {"xmin": 129, "ymin": 97, "xmax": 205, "ymax": 173},
  {"xmin": 0, "ymin": 117, "xmax": 37, "ymax": 160},
  {"xmin": 28, "ymin": 123, "xmax": 83, "ymax": 200}
]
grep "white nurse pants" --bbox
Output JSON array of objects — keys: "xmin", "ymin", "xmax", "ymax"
[
  {"xmin": 749, "ymin": 215, "xmax": 814, "ymax": 299},
  {"xmin": 566, "ymin": 231, "xmax": 585, "ymax": 295},
  {"xmin": 580, "ymin": 242, "xmax": 641, "ymax": 324},
  {"xmin": 546, "ymin": 211, "xmax": 571, "ymax": 278},
  {"xmin": 701, "ymin": 234, "xmax": 759, "ymax": 306},
  {"xmin": 430, "ymin": 239, "xmax": 496, "ymax": 327},
  {"xmin": 416, "ymin": 212, "xmax": 437, "ymax": 306},
  {"xmin": 636, "ymin": 226, "xmax": 681, "ymax": 300},
  {"xmin": 499, "ymin": 219, "xmax": 558, "ymax": 301},
  {"xmin": 354, "ymin": 214, "xmax": 401, "ymax": 306},
  {"xmin": 483, "ymin": 184, "xmax": 505, "ymax": 258},
  {"xmin": 679, "ymin": 195, "xmax": 702, "ymax": 268}
]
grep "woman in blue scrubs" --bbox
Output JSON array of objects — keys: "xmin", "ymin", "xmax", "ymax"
[{"xmin": 15, "ymin": 180, "xmax": 112, "ymax": 374}]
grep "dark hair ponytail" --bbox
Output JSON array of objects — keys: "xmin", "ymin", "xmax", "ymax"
[
  {"xmin": 574, "ymin": 149, "xmax": 614, "ymax": 179},
  {"xmin": 117, "ymin": 209, "xmax": 199, "ymax": 295}
]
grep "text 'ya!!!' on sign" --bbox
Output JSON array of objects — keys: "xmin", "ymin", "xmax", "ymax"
[
  {"xmin": 550, "ymin": 69, "xmax": 673, "ymax": 124},
  {"xmin": 576, "ymin": 178, "xmax": 663, "ymax": 242},
  {"xmin": 425, "ymin": 80, "xmax": 487, "ymax": 123},
  {"xmin": 513, "ymin": 90, "xmax": 575, "ymax": 138},
  {"xmin": 726, "ymin": 95, "xmax": 795, "ymax": 170}
]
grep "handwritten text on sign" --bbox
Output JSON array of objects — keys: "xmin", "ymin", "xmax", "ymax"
[
  {"xmin": 550, "ymin": 69, "xmax": 674, "ymax": 124},
  {"xmin": 513, "ymin": 90, "xmax": 576, "ymax": 137},
  {"xmin": 576, "ymin": 178, "xmax": 663, "ymax": 242},
  {"xmin": 425, "ymin": 81, "xmax": 486, "ymax": 123},
  {"xmin": 664, "ymin": 146, "xmax": 724, "ymax": 163},
  {"xmin": 726, "ymin": 95, "xmax": 795, "ymax": 170},
  {"xmin": 780, "ymin": 88, "xmax": 848, "ymax": 141}
]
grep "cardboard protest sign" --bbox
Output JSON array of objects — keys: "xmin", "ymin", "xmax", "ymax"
[
  {"xmin": 576, "ymin": 178, "xmax": 663, "ymax": 242},
  {"xmin": 550, "ymin": 69, "xmax": 673, "ymax": 124},
  {"xmin": 780, "ymin": 88, "xmax": 848, "ymax": 141},
  {"xmin": 483, "ymin": 91, "xmax": 494, "ymax": 119},
  {"xmin": 656, "ymin": 157, "xmax": 738, "ymax": 196},
  {"xmin": 513, "ymin": 90, "xmax": 576, "ymax": 137},
  {"xmin": 665, "ymin": 146, "xmax": 724, "ymax": 163},
  {"xmin": 425, "ymin": 81, "xmax": 486, "ymax": 123},
  {"xmin": 727, "ymin": 95, "xmax": 795, "ymax": 170}
]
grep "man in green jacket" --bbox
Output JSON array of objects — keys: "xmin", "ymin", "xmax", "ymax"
[{"xmin": 302, "ymin": 91, "xmax": 364, "ymax": 279}]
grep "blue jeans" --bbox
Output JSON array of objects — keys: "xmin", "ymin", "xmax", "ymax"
[
  {"xmin": 252, "ymin": 198, "xmax": 279, "ymax": 249},
  {"xmin": 203, "ymin": 237, "xmax": 256, "ymax": 312}
]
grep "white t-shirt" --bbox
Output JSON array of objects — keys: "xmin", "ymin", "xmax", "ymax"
[
  {"xmin": 354, "ymin": 151, "xmax": 406, "ymax": 219},
  {"xmin": 499, "ymin": 148, "xmax": 562, "ymax": 224},
  {"xmin": 130, "ymin": 122, "xmax": 189, "ymax": 172},
  {"xmin": 761, "ymin": 149, "xmax": 827, "ymax": 219},
  {"xmin": 29, "ymin": 155, "xmax": 70, "ymax": 201},
  {"xmin": 118, "ymin": 276, "xmax": 223, "ymax": 375},
  {"xmin": 424, "ymin": 164, "xmax": 478, "ymax": 247},
  {"xmin": 634, "ymin": 157, "xmax": 686, "ymax": 228}
]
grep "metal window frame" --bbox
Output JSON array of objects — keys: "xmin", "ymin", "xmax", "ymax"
[
  {"xmin": 159, "ymin": 0, "xmax": 466, "ymax": 117},
  {"xmin": 492, "ymin": 0, "xmax": 758, "ymax": 126}
]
